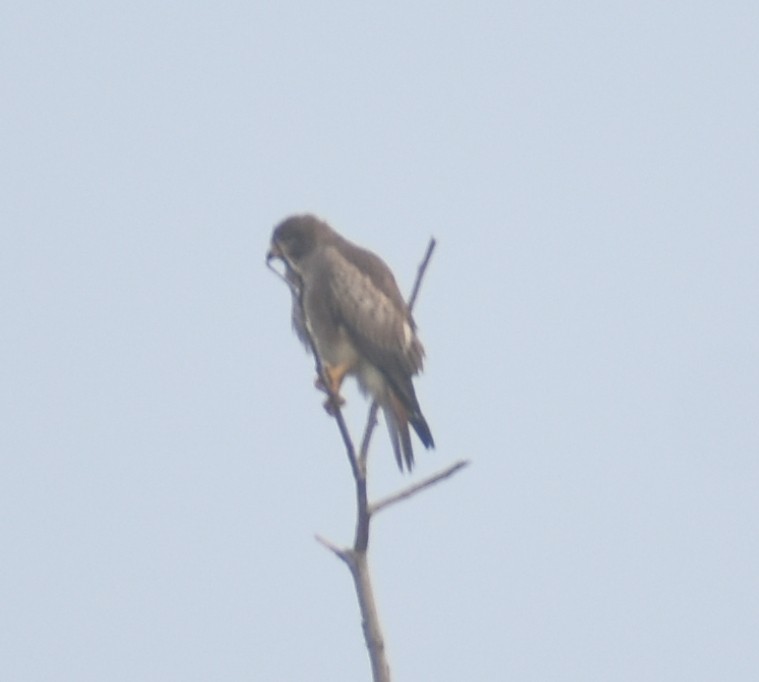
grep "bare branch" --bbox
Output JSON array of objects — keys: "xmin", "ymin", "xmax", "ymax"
[
  {"xmin": 407, "ymin": 237, "xmax": 436, "ymax": 312},
  {"xmin": 315, "ymin": 534, "xmax": 352, "ymax": 565},
  {"xmin": 331, "ymin": 404, "xmax": 360, "ymax": 481},
  {"xmin": 358, "ymin": 402, "xmax": 380, "ymax": 469},
  {"xmin": 349, "ymin": 552, "xmax": 391, "ymax": 682},
  {"xmin": 370, "ymin": 460, "xmax": 470, "ymax": 515},
  {"xmin": 354, "ymin": 477, "xmax": 370, "ymax": 553}
]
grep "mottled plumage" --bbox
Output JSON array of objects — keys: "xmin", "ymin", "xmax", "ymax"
[{"xmin": 267, "ymin": 214, "xmax": 434, "ymax": 471}]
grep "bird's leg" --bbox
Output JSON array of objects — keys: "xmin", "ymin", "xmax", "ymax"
[{"xmin": 315, "ymin": 363, "xmax": 349, "ymax": 415}]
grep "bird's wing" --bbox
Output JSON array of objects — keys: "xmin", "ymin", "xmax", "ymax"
[{"xmin": 322, "ymin": 245, "xmax": 423, "ymax": 384}]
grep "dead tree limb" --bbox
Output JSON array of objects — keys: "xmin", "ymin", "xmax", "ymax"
[{"xmin": 369, "ymin": 460, "xmax": 470, "ymax": 515}]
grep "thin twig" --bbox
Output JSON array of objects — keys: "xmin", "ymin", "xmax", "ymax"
[
  {"xmin": 315, "ymin": 534, "xmax": 352, "ymax": 565},
  {"xmin": 265, "ymin": 258, "xmax": 294, "ymax": 290},
  {"xmin": 358, "ymin": 402, "xmax": 380, "ymax": 470},
  {"xmin": 407, "ymin": 237, "xmax": 436, "ymax": 312},
  {"xmin": 332, "ymin": 406, "xmax": 360, "ymax": 481},
  {"xmin": 370, "ymin": 460, "xmax": 470, "ymax": 515}
]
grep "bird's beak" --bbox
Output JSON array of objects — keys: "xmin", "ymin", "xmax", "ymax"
[{"xmin": 266, "ymin": 241, "xmax": 282, "ymax": 264}]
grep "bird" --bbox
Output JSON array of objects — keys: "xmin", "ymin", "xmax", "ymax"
[{"xmin": 266, "ymin": 214, "xmax": 434, "ymax": 471}]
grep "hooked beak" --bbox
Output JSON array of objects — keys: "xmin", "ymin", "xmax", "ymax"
[{"xmin": 266, "ymin": 240, "xmax": 282, "ymax": 264}]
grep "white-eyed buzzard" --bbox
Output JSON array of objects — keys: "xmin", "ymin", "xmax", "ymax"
[{"xmin": 267, "ymin": 214, "xmax": 434, "ymax": 471}]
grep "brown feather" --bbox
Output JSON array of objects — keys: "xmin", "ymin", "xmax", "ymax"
[{"xmin": 386, "ymin": 391, "xmax": 415, "ymax": 471}]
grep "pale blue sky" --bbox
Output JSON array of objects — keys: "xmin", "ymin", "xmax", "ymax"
[{"xmin": 2, "ymin": 2, "xmax": 758, "ymax": 680}]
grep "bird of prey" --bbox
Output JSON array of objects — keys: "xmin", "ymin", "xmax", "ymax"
[{"xmin": 266, "ymin": 214, "xmax": 434, "ymax": 471}]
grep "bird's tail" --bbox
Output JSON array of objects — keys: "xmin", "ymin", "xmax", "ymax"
[
  {"xmin": 410, "ymin": 411, "xmax": 435, "ymax": 450},
  {"xmin": 385, "ymin": 394, "xmax": 435, "ymax": 473},
  {"xmin": 384, "ymin": 403, "xmax": 413, "ymax": 472}
]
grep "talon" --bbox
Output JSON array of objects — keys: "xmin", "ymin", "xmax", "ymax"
[
  {"xmin": 322, "ymin": 394, "xmax": 346, "ymax": 416},
  {"xmin": 314, "ymin": 376, "xmax": 345, "ymax": 410},
  {"xmin": 315, "ymin": 362, "xmax": 350, "ymax": 403}
]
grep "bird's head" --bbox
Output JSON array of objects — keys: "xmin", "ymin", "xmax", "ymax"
[{"xmin": 266, "ymin": 214, "xmax": 331, "ymax": 268}]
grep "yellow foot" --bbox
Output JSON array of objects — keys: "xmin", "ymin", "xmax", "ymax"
[
  {"xmin": 314, "ymin": 363, "xmax": 350, "ymax": 415},
  {"xmin": 315, "ymin": 362, "xmax": 349, "ymax": 395}
]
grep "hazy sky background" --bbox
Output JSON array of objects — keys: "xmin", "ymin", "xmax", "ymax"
[{"xmin": 3, "ymin": 2, "xmax": 758, "ymax": 680}]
